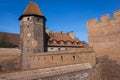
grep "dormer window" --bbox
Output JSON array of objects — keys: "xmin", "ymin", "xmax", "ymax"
[
  {"xmin": 77, "ymin": 42, "xmax": 80, "ymax": 45},
  {"xmin": 71, "ymin": 42, "xmax": 74, "ymax": 45},
  {"xmin": 49, "ymin": 41, "xmax": 53, "ymax": 44},
  {"xmin": 64, "ymin": 41, "xmax": 67, "ymax": 45},
  {"xmin": 57, "ymin": 41, "xmax": 60, "ymax": 45}
]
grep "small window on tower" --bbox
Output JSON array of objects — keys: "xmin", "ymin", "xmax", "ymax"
[
  {"xmin": 27, "ymin": 17, "xmax": 30, "ymax": 20},
  {"xmin": 37, "ymin": 18, "xmax": 40, "ymax": 21}
]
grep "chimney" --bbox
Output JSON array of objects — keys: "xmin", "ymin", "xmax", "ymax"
[
  {"xmin": 46, "ymin": 28, "xmax": 50, "ymax": 34},
  {"xmin": 67, "ymin": 31, "xmax": 74, "ymax": 39}
]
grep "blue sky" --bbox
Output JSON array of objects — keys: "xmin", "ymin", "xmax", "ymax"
[{"xmin": 0, "ymin": 0, "xmax": 120, "ymax": 42}]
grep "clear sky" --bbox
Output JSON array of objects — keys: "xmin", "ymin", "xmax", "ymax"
[{"xmin": 0, "ymin": 0, "xmax": 120, "ymax": 42}]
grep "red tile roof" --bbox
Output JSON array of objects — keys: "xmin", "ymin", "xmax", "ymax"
[
  {"xmin": 49, "ymin": 32, "xmax": 80, "ymax": 42},
  {"xmin": 19, "ymin": 2, "xmax": 45, "ymax": 20},
  {"xmin": 23, "ymin": 2, "xmax": 43, "ymax": 16},
  {"xmin": 0, "ymin": 32, "xmax": 19, "ymax": 45},
  {"xmin": 0, "ymin": 32, "xmax": 84, "ymax": 47}
]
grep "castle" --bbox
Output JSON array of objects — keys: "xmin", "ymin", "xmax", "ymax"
[
  {"xmin": 0, "ymin": 2, "xmax": 87, "ymax": 52},
  {"xmin": 0, "ymin": 1, "xmax": 120, "ymax": 80},
  {"xmin": 0, "ymin": 2, "xmax": 97, "ymax": 80}
]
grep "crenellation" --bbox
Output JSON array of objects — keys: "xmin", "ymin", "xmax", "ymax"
[
  {"xmin": 87, "ymin": 9, "xmax": 120, "ymax": 80},
  {"xmin": 114, "ymin": 10, "xmax": 120, "ymax": 18},
  {"xmin": 100, "ymin": 14, "xmax": 110, "ymax": 22},
  {"xmin": 87, "ymin": 18, "xmax": 98, "ymax": 27},
  {"xmin": 87, "ymin": 11, "xmax": 120, "ymax": 34}
]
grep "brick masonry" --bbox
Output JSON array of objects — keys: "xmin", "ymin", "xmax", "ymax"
[
  {"xmin": 0, "ymin": 48, "xmax": 95, "ymax": 71},
  {"xmin": 87, "ymin": 10, "xmax": 120, "ymax": 80},
  {"xmin": 0, "ymin": 48, "xmax": 100, "ymax": 80},
  {"xmin": 87, "ymin": 10, "xmax": 120, "ymax": 58},
  {"xmin": 20, "ymin": 48, "xmax": 95, "ymax": 70}
]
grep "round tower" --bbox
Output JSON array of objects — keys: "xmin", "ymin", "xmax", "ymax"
[{"xmin": 19, "ymin": 1, "xmax": 47, "ymax": 54}]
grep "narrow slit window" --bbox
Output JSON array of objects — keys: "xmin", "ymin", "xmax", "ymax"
[
  {"xmin": 73, "ymin": 55, "xmax": 75, "ymax": 60},
  {"xmin": 61, "ymin": 56, "xmax": 63, "ymax": 61}
]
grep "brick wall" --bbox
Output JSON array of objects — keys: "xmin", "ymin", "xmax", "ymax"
[
  {"xmin": 87, "ymin": 10, "xmax": 120, "ymax": 57},
  {"xmin": 0, "ymin": 48, "xmax": 100, "ymax": 80},
  {"xmin": 21, "ymin": 48, "xmax": 95, "ymax": 70},
  {"xmin": 87, "ymin": 10, "xmax": 120, "ymax": 80},
  {"xmin": 0, "ymin": 49, "xmax": 20, "ymax": 71},
  {"xmin": 0, "ymin": 48, "xmax": 95, "ymax": 72}
]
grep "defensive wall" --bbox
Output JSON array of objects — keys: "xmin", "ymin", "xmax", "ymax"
[
  {"xmin": 20, "ymin": 48, "xmax": 95, "ymax": 70},
  {"xmin": 0, "ymin": 48, "xmax": 100, "ymax": 80},
  {"xmin": 0, "ymin": 48, "xmax": 20, "ymax": 71},
  {"xmin": 0, "ymin": 48, "xmax": 95, "ymax": 71},
  {"xmin": 87, "ymin": 10, "xmax": 120, "ymax": 80},
  {"xmin": 87, "ymin": 10, "xmax": 120, "ymax": 58}
]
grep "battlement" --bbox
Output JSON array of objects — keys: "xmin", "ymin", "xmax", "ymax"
[
  {"xmin": 87, "ymin": 10, "xmax": 120, "ymax": 27},
  {"xmin": 114, "ymin": 10, "xmax": 120, "ymax": 18},
  {"xmin": 101, "ymin": 14, "xmax": 110, "ymax": 22}
]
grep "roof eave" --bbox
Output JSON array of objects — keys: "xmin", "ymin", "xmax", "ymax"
[{"xmin": 18, "ymin": 14, "xmax": 47, "ymax": 21}]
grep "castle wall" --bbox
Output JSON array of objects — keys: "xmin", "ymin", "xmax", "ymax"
[
  {"xmin": 87, "ymin": 10, "xmax": 120, "ymax": 80},
  {"xmin": 87, "ymin": 10, "xmax": 120, "ymax": 58},
  {"xmin": 0, "ymin": 49, "xmax": 20, "ymax": 71},
  {"xmin": 21, "ymin": 48, "xmax": 95, "ymax": 70},
  {"xmin": 0, "ymin": 48, "xmax": 95, "ymax": 72}
]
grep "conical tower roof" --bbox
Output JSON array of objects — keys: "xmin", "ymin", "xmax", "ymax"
[{"xmin": 19, "ymin": 2, "xmax": 46, "ymax": 20}]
